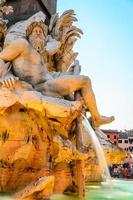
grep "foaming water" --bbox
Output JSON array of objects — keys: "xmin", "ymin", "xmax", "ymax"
[
  {"xmin": 2, "ymin": 180, "xmax": 133, "ymax": 200},
  {"xmin": 82, "ymin": 115, "xmax": 110, "ymax": 180},
  {"xmin": 51, "ymin": 179, "xmax": 133, "ymax": 200}
]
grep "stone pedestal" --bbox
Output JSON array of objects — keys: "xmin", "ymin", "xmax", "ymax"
[{"xmin": 5, "ymin": 0, "xmax": 57, "ymax": 25}]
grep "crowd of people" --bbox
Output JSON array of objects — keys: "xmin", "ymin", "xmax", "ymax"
[{"xmin": 109, "ymin": 163, "xmax": 133, "ymax": 179}]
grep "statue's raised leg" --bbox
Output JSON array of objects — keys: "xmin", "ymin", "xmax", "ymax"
[{"xmin": 35, "ymin": 74, "xmax": 114, "ymax": 127}]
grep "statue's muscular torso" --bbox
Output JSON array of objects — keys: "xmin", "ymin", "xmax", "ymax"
[
  {"xmin": 0, "ymin": 38, "xmax": 50, "ymax": 86},
  {"xmin": 12, "ymin": 39, "xmax": 49, "ymax": 85}
]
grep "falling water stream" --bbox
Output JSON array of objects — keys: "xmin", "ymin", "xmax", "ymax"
[
  {"xmin": 50, "ymin": 115, "xmax": 133, "ymax": 200},
  {"xmin": 82, "ymin": 115, "xmax": 111, "ymax": 180}
]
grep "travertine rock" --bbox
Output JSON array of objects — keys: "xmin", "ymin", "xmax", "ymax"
[
  {"xmin": 14, "ymin": 176, "xmax": 55, "ymax": 200},
  {"xmin": 0, "ymin": 87, "xmax": 82, "ymax": 195}
]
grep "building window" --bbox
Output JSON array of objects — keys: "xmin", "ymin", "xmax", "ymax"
[
  {"xmin": 128, "ymin": 147, "xmax": 133, "ymax": 152},
  {"xmin": 129, "ymin": 139, "xmax": 133, "ymax": 144},
  {"xmin": 131, "ymin": 147, "xmax": 133, "ymax": 152},
  {"xmin": 118, "ymin": 140, "xmax": 122, "ymax": 143},
  {"xmin": 124, "ymin": 140, "xmax": 128, "ymax": 143},
  {"xmin": 107, "ymin": 135, "xmax": 110, "ymax": 138},
  {"xmin": 114, "ymin": 135, "xmax": 116, "ymax": 139}
]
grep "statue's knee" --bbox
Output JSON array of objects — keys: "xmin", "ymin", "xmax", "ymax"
[{"xmin": 81, "ymin": 75, "xmax": 91, "ymax": 87}]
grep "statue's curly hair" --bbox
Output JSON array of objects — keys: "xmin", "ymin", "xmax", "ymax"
[{"xmin": 26, "ymin": 21, "xmax": 48, "ymax": 38}]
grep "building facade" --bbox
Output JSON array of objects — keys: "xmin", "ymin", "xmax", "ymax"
[
  {"xmin": 103, "ymin": 129, "xmax": 133, "ymax": 153},
  {"xmin": 118, "ymin": 132, "xmax": 129, "ymax": 151},
  {"xmin": 102, "ymin": 129, "xmax": 119, "ymax": 145}
]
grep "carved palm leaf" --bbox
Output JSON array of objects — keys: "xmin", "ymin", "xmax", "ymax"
[
  {"xmin": 49, "ymin": 12, "xmax": 59, "ymax": 33},
  {"xmin": 49, "ymin": 10, "xmax": 78, "ymax": 40},
  {"xmin": 62, "ymin": 26, "xmax": 83, "ymax": 44},
  {"xmin": 48, "ymin": 10, "xmax": 83, "ymax": 72}
]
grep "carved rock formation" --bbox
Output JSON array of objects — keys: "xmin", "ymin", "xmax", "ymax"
[{"xmin": 0, "ymin": 86, "xmax": 86, "ymax": 199}]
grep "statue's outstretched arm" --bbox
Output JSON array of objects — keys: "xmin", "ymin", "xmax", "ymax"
[{"xmin": 0, "ymin": 38, "xmax": 28, "ymax": 61}]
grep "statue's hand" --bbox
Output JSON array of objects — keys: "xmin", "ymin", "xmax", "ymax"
[{"xmin": 0, "ymin": 75, "xmax": 19, "ymax": 88}]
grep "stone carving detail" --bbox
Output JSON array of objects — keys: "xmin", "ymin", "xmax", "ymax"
[
  {"xmin": 0, "ymin": 0, "xmax": 13, "ymax": 46},
  {"xmin": 0, "ymin": 7, "xmax": 115, "ymax": 200},
  {"xmin": 48, "ymin": 10, "xmax": 83, "ymax": 72}
]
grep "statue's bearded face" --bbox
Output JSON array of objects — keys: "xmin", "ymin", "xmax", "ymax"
[{"xmin": 28, "ymin": 26, "xmax": 46, "ymax": 53}]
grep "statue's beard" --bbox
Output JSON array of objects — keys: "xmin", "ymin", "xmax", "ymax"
[{"xmin": 29, "ymin": 35, "xmax": 46, "ymax": 53}]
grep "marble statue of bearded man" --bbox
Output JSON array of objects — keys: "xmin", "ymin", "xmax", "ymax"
[{"xmin": 0, "ymin": 20, "xmax": 114, "ymax": 128}]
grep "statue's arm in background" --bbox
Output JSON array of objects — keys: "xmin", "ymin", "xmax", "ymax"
[
  {"xmin": 57, "ymin": 60, "xmax": 81, "ymax": 77},
  {"xmin": 67, "ymin": 60, "xmax": 81, "ymax": 75}
]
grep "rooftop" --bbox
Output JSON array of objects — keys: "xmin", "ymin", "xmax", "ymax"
[
  {"xmin": 119, "ymin": 132, "xmax": 128, "ymax": 139},
  {"xmin": 102, "ymin": 129, "xmax": 120, "ymax": 133}
]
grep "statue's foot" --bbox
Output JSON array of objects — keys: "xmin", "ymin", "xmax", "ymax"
[{"xmin": 92, "ymin": 115, "xmax": 115, "ymax": 128}]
